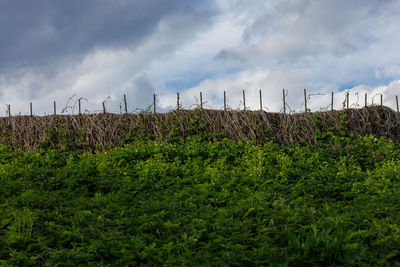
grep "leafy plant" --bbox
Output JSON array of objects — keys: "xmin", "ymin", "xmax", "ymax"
[{"xmin": 0, "ymin": 135, "xmax": 400, "ymax": 265}]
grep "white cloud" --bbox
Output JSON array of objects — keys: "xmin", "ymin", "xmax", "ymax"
[
  {"xmin": 0, "ymin": 5, "xmax": 217, "ymax": 115},
  {"xmin": 159, "ymin": 72, "xmax": 400, "ymax": 113},
  {"xmin": 1, "ymin": 0, "xmax": 400, "ymax": 116},
  {"xmin": 161, "ymin": 0, "xmax": 400, "ymax": 113},
  {"xmin": 159, "ymin": 66, "xmax": 313, "ymax": 111}
]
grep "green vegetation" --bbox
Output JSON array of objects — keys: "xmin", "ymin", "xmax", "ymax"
[{"xmin": 1, "ymin": 133, "xmax": 400, "ymax": 265}]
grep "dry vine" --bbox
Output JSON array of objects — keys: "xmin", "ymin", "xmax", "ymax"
[{"xmin": 0, "ymin": 106, "xmax": 398, "ymax": 151}]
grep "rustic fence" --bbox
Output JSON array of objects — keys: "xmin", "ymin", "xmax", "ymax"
[{"xmin": 3, "ymin": 89, "xmax": 400, "ymax": 117}]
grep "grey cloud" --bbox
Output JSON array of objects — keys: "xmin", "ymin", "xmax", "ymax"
[
  {"xmin": 103, "ymin": 73, "xmax": 155, "ymax": 113},
  {"xmin": 220, "ymin": 0, "xmax": 397, "ymax": 64},
  {"xmin": 0, "ymin": 0, "xmax": 219, "ymax": 114},
  {"xmin": 2, "ymin": 0, "xmax": 400, "ymax": 115},
  {"xmin": 214, "ymin": 49, "xmax": 246, "ymax": 63},
  {"xmin": 99, "ymin": 73, "xmax": 156, "ymax": 113},
  {"xmin": 0, "ymin": 0, "xmax": 216, "ymax": 70},
  {"xmin": 183, "ymin": 0, "xmax": 400, "ymax": 112},
  {"xmin": 125, "ymin": 74, "xmax": 155, "ymax": 110}
]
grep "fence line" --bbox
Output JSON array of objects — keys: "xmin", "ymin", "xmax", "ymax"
[
  {"xmin": 242, "ymin": 90, "xmax": 246, "ymax": 111},
  {"xmin": 223, "ymin": 91, "xmax": 226, "ymax": 111},
  {"xmin": 304, "ymin": 89, "xmax": 307, "ymax": 113},
  {"xmin": 2, "ymin": 89, "xmax": 399, "ymax": 117},
  {"xmin": 123, "ymin": 94, "xmax": 128, "ymax": 114},
  {"xmin": 153, "ymin": 93, "xmax": 157, "ymax": 114},
  {"xmin": 176, "ymin": 93, "xmax": 180, "ymax": 110}
]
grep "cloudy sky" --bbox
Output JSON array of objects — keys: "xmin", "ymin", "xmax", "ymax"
[{"xmin": 1, "ymin": 0, "xmax": 400, "ymax": 115}]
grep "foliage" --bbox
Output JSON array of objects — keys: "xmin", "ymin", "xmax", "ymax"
[{"xmin": 1, "ymin": 135, "xmax": 400, "ymax": 265}]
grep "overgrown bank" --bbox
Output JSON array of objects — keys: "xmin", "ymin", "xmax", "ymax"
[
  {"xmin": 1, "ymin": 136, "xmax": 400, "ymax": 265},
  {"xmin": 0, "ymin": 106, "xmax": 399, "ymax": 150}
]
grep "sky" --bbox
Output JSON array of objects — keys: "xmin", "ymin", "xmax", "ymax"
[{"xmin": 1, "ymin": 0, "xmax": 400, "ymax": 115}]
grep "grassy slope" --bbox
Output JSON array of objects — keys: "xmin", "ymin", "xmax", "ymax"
[{"xmin": 1, "ymin": 135, "xmax": 400, "ymax": 265}]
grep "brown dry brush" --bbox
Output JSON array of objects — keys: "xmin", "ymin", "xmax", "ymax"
[{"xmin": 0, "ymin": 106, "xmax": 399, "ymax": 151}]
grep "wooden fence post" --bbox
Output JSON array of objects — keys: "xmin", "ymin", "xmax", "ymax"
[
  {"xmin": 259, "ymin": 89, "xmax": 262, "ymax": 111},
  {"xmin": 224, "ymin": 91, "xmax": 226, "ymax": 111},
  {"xmin": 365, "ymin": 93, "xmax": 367, "ymax": 107},
  {"xmin": 283, "ymin": 89, "xmax": 286, "ymax": 114},
  {"xmin": 331, "ymin": 92, "xmax": 334, "ymax": 111},
  {"xmin": 78, "ymin": 99, "xmax": 81, "ymax": 115},
  {"xmin": 54, "ymin": 101, "xmax": 56, "ymax": 115},
  {"xmin": 7, "ymin": 105, "xmax": 10, "ymax": 117},
  {"xmin": 177, "ymin": 93, "xmax": 180, "ymax": 110},
  {"xmin": 381, "ymin": 94, "xmax": 383, "ymax": 106},
  {"xmin": 304, "ymin": 88, "xmax": 307, "ymax": 113},
  {"xmin": 396, "ymin": 96, "xmax": 399, "ymax": 112},
  {"xmin": 124, "ymin": 94, "xmax": 128, "ymax": 114},
  {"xmin": 200, "ymin": 92, "xmax": 203, "ymax": 109},
  {"xmin": 102, "ymin": 102, "xmax": 106, "ymax": 114},
  {"xmin": 153, "ymin": 93, "xmax": 156, "ymax": 114},
  {"xmin": 30, "ymin": 102, "xmax": 33, "ymax": 117},
  {"xmin": 243, "ymin": 90, "xmax": 246, "ymax": 111},
  {"xmin": 346, "ymin": 92, "xmax": 349, "ymax": 109}
]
